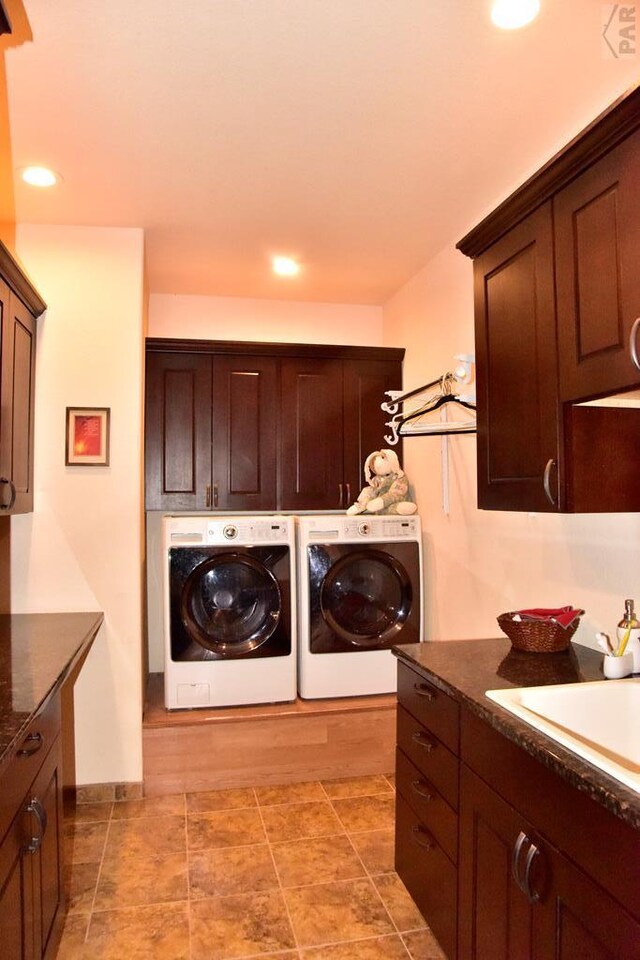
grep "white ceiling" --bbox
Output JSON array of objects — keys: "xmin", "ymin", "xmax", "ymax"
[{"xmin": 4, "ymin": 1, "xmax": 639, "ymax": 303}]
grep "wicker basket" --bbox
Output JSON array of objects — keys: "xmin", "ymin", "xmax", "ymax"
[{"xmin": 497, "ymin": 611, "xmax": 583, "ymax": 653}]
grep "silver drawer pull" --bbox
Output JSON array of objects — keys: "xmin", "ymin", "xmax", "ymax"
[
  {"xmin": 411, "ymin": 778, "xmax": 434, "ymax": 801},
  {"xmin": 413, "ymin": 683, "xmax": 435, "ymax": 701},
  {"xmin": 411, "ymin": 824, "xmax": 435, "ymax": 851},
  {"xmin": 18, "ymin": 732, "xmax": 43, "ymax": 758},
  {"xmin": 411, "ymin": 731, "xmax": 434, "ymax": 752}
]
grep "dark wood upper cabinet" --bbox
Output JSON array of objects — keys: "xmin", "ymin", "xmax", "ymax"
[
  {"xmin": 279, "ymin": 357, "xmax": 344, "ymax": 511},
  {"xmin": 144, "ymin": 340, "xmax": 403, "ymax": 513},
  {"xmin": 0, "ymin": 244, "xmax": 45, "ymax": 516},
  {"xmin": 458, "ymin": 86, "xmax": 640, "ymax": 513},
  {"xmin": 342, "ymin": 358, "xmax": 403, "ymax": 506},
  {"xmin": 212, "ymin": 355, "xmax": 277, "ymax": 511},
  {"xmin": 555, "ymin": 133, "xmax": 640, "ymax": 402},
  {"xmin": 0, "ymin": 1, "xmax": 11, "ymax": 35},
  {"xmin": 474, "ymin": 204, "xmax": 560, "ymax": 511},
  {"xmin": 145, "ymin": 352, "xmax": 213, "ymax": 512}
]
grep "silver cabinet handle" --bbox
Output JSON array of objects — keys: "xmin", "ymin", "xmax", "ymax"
[
  {"xmin": 523, "ymin": 841, "xmax": 542, "ymax": 903},
  {"xmin": 345, "ymin": 482, "xmax": 351, "ymax": 505},
  {"xmin": 213, "ymin": 484, "xmax": 219, "ymax": 508},
  {"xmin": 205, "ymin": 484, "xmax": 212, "ymax": 509},
  {"xmin": 338, "ymin": 482, "xmax": 344, "ymax": 508},
  {"xmin": 512, "ymin": 830, "xmax": 528, "ymax": 895},
  {"xmin": 543, "ymin": 459, "xmax": 556, "ymax": 506},
  {"xmin": 24, "ymin": 797, "xmax": 47, "ymax": 854},
  {"xmin": 630, "ymin": 317, "xmax": 640, "ymax": 372},
  {"xmin": 512, "ymin": 831, "xmax": 543, "ymax": 904},
  {"xmin": 0, "ymin": 477, "xmax": 16, "ymax": 510}
]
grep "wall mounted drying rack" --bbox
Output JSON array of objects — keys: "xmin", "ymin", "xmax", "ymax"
[{"xmin": 382, "ymin": 354, "xmax": 477, "ymax": 446}]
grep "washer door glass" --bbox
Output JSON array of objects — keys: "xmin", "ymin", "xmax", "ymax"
[
  {"xmin": 181, "ymin": 554, "xmax": 281, "ymax": 656},
  {"xmin": 320, "ymin": 549, "xmax": 412, "ymax": 647}
]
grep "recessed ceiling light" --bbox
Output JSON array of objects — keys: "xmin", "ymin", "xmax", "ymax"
[
  {"xmin": 20, "ymin": 165, "xmax": 59, "ymax": 187},
  {"xmin": 491, "ymin": 0, "xmax": 540, "ymax": 29},
  {"xmin": 272, "ymin": 256, "xmax": 300, "ymax": 277}
]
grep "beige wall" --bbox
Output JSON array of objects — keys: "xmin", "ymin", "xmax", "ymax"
[
  {"xmin": 10, "ymin": 224, "xmax": 145, "ymax": 786},
  {"xmin": 383, "ymin": 243, "xmax": 640, "ymax": 648},
  {"xmin": 149, "ymin": 293, "xmax": 383, "ymax": 345}
]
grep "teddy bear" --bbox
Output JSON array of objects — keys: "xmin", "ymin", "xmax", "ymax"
[{"xmin": 346, "ymin": 449, "xmax": 417, "ymax": 516}]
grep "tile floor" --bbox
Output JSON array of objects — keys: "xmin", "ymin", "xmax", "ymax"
[{"xmin": 58, "ymin": 774, "xmax": 446, "ymax": 960}]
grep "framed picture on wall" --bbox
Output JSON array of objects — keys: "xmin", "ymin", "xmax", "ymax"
[{"xmin": 65, "ymin": 407, "xmax": 110, "ymax": 466}]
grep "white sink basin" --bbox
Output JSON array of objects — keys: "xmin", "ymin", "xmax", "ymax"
[{"xmin": 486, "ymin": 679, "xmax": 640, "ymax": 794}]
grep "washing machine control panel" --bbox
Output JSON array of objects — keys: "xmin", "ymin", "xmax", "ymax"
[{"xmin": 201, "ymin": 519, "xmax": 291, "ymax": 544}]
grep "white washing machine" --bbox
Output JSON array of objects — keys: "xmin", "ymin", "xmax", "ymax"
[
  {"xmin": 297, "ymin": 514, "xmax": 423, "ymax": 698},
  {"xmin": 163, "ymin": 515, "xmax": 296, "ymax": 709}
]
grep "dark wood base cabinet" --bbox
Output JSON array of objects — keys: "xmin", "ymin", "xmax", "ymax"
[
  {"xmin": 395, "ymin": 666, "xmax": 460, "ymax": 959},
  {"xmin": 0, "ymin": 696, "xmax": 64, "ymax": 960},
  {"xmin": 458, "ymin": 765, "xmax": 640, "ymax": 960},
  {"xmin": 395, "ymin": 660, "xmax": 640, "ymax": 960}
]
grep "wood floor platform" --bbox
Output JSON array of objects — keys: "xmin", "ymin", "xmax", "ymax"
[{"xmin": 143, "ymin": 674, "xmax": 397, "ymax": 796}]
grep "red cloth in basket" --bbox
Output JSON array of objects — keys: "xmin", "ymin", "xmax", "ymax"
[{"xmin": 514, "ymin": 606, "xmax": 583, "ymax": 630}]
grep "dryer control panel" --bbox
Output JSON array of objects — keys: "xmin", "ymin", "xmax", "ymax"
[{"xmin": 304, "ymin": 515, "xmax": 420, "ymax": 542}]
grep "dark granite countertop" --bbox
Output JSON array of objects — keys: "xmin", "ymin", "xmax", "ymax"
[
  {"xmin": 393, "ymin": 638, "xmax": 640, "ymax": 830},
  {"xmin": 0, "ymin": 611, "xmax": 103, "ymax": 770}
]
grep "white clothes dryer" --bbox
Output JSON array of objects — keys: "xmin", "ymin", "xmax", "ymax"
[
  {"xmin": 163, "ymin": 515, "xmax": 296, "ymax": 709},
  {"xmin": 296, "ymin": 514, "xmax": 423, "ymax": 698}
]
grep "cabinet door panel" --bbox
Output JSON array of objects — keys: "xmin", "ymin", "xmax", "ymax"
[
  {"xmin": 555, "ymin": 133, "xmax": 640, "ymax": 400},
  {"xmin": 537, "ymin": 842, "xmax": 640, "ymax": 960},
  {"xmin": 280, "ymin": 359, "xmax": 344, "ymax": 510},
  {"xmin": 458, "ymin": 766, "xmax": 535, "ymax": 960},
  {"xmin": 145, "ymin": 353, "xmax": 212, "ymax": 510},
  {"xmin": 0, "ymin": 799, "xmax": 35, "ymax": 960},
  {"xmin": 0, "ymin": 286, "xmax": 36, "ymax": 514},
  {"xmin": 474, "ymin": 203, "xmax": 560, "ymax": 511},
  {"xmin": 212, "ymin": 356, "xmax": 277, "ymax": 511},
  {"xmin": 342, "ymin": 359, "xmax": 402, "ymax": 506}
]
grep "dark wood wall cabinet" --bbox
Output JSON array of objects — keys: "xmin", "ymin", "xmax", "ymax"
[
  {"xmin": 458, "ymin": 85, "xmax": 640, "ymax": 513},
  {"xmin": 0, "ymin": 694, "xmax": 64, "ymax": 960},
  {"xmin": 395, "ymin": 660, "xmax": 640, "ymax": 960},
  {"xmin": 0, "ymin": 1, "xmax": 10, "ymax": 35},
  {"xmin": 145, "ymin": 339, "xmax": 403, "ymax": 512},
  {"xmin": 0, "ymin": 241, "xmax": 46, "ymax": 515}
]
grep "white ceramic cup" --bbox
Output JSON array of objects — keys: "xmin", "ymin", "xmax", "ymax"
[{"xmin": 603, "ymin": 652, "xmax": 634, "ymax": 679}]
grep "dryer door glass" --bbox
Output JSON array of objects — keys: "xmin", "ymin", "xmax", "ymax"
[
  {"xmin": 181, "ymin": 554, "xmax": 281, "ymax": 656},
  {"xmin": 317, "ymin": 547, "xmax": 412, "ymax": 648}
]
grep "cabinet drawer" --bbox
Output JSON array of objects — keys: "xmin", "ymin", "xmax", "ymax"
[
  {"xmin": 396, "ymin": 747, "xmax": 458, "ymax": 864},
  {"xmin": 395, "ymin": 792, "xmax": 457, "ymax": 960},
  {"xmin": 0, "ymin": 694, "xmax": 61, "ymax": 845},
  {"xmin": 397, "ymin": 662, "xmax": 459, "ymax": 753},
  {"xmin": 397, "ymin": 704, "xmax": 459, "ymax": 810}
]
